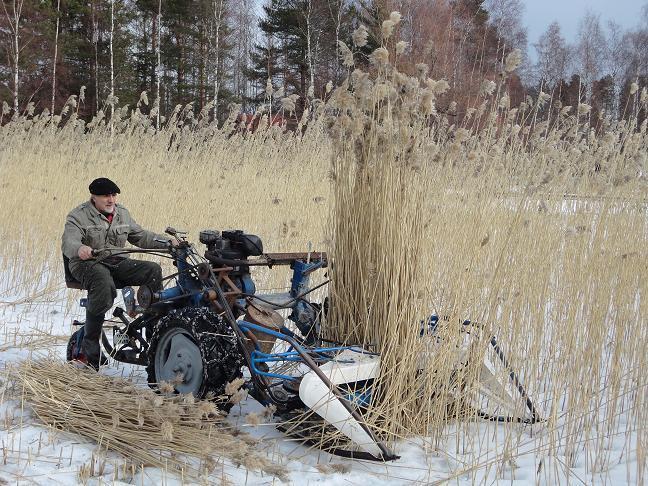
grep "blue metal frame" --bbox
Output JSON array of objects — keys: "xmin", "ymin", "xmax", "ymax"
[
  {"xmin": 290, "ymin": 260, "xmax": 324, "ymax": 297},
  {"xmin": 239, "ymin": 320, "xmax": 375, "ymax": 382},
  {"xmin": 155, "ymin": 250, "xmax": 383, "ymax": 404},
  {"xmin": 155, "ymin": 248, "xmax": 206, "ymax": 306}
]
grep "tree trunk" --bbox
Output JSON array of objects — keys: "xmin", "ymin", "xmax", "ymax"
[
  {"xmin": 176, "ymin": 31, "xmax": 185, "ymax": 99},
  {"xmin": 334, "ymin": 0, "xmax": 343, "ymax": 83},
  {"xmin": 51, "ymin": 0, "xmax": 61, "ymax": 118},
  {"xmin": 92, "ymin": 0, "xmax": 99, "ymax": 115},
  {"xmin": 2, "ymin": 0, "xmax": 24, "ymax": 116},
  {"xmin": 213, "ymin": 0, "xmax": 224, "ymax": 119},
  {"xmin": 305, "ymin": 0, "xmax": 314, "ymax": 96},
  {"xmin": 13, "ymin": 36, "xmax": 18, "ymax": 114},
  {"xmin": 199, "ymin": 25, "xmax": 203, "ymax": 109},
  {"xmin": 155, "ymin": 0, "xmax": 161, "ymax": 128},
  {"xmin": 109, "ymin": 0, "xmax": 115, "ymax": 133}
]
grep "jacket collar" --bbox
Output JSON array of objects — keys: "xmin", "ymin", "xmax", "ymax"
[{"xmin": 86, "ymin": 200, "xmax": 121, "ymax": 223}]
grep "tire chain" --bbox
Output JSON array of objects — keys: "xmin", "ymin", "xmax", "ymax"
[{"xmin": 146, "ymin": 307, "xmax": 244, "ymax": 406}]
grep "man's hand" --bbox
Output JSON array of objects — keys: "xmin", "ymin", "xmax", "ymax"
[
  {"xmin": 78, "ymin": 245, "xmax": 94, "ymax": 260},
  {"xmin": 169, "ymin": 239, "xmax": 180, "ymax": 247}
]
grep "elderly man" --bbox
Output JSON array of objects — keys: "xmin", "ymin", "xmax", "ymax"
[{"xmin": 62, "ymin": 177, "xmax": 171, "ymax": 369}]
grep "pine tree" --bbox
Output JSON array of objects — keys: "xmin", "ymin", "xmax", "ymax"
[{"xmin": 246, "ymin": 0, "xmax": 354, "ymax": 109}]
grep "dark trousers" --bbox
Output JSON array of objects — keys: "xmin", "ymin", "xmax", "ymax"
[{"xmin": 70, "ymin": 258, "xmax": 162, "ymax": 365}]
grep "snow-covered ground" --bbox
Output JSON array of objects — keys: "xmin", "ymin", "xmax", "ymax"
[{"xmin": 0, "ymin": 285, "xmax": 642, "ymax": 485}]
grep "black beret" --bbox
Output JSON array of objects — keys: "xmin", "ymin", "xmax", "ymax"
[{"xmin": 89, "ymin": 178, "xmax": 121, "ymax": 195}]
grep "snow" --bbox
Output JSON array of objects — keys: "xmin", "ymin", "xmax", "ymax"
[{"xmin": 0, "ymin": 285, "xmax": 643, "ymax": 485}]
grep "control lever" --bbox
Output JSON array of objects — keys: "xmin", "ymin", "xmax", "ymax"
[{"xmin": 112, "ymin": 307, "xmax": 130, "ymax": 326}]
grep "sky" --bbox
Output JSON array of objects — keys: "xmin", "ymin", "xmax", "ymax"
[{"xmin": 521, "ymin": 0, "xmax": 647, "ymax": 53}]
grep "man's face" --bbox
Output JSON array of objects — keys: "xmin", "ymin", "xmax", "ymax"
[{"xmin": 92, "ymin": 193, "xmax": 118, "ymax": 213}]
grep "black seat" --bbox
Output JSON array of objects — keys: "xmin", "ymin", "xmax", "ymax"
[{"xmin": 63, "ymin": 254, "xmax": 83, "ymax": 290}]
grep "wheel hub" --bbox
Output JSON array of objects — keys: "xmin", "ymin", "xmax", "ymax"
[{"xmin": 155, "ymin": 328, "xmax": 204, "ymax": 396}]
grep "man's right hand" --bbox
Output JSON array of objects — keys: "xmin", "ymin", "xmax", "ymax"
[{"xmin": 78, "ymin": 245, "xmax": 94, "ymax": 260}]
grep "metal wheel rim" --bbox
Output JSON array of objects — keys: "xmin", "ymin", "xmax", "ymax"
[{"xmin": 154, "ymin": 328, "xmax": 204, "ymax": 396}]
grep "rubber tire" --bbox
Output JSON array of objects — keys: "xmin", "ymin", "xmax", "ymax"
[{"xmin": 146, "ymin": 307, "xmax": 244, "ymax": 410}]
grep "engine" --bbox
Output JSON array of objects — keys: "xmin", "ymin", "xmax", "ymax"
[
  {"xmin": 199, "ymin": 229, "xmax": 263, "ymax": 260},
  {"xmin": 199, "ymin": 229, "xmax": 263, "ymax": 300}
]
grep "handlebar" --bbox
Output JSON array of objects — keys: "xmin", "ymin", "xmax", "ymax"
[
  {"xmin": 204, "ymin": 253, "xmax": 251, "ymax": 268},
  {"xmin": 90, "ymin": 247, "xmax": 174, "ymax": 259}
]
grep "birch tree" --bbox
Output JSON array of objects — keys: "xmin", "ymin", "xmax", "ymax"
[
  {"xmin": 212, "ymin": 0, "xmax": 225, "ymax": 118},
  {"xmin": 91, "ymin": 0, "xmax": 100, "ymax": 114},
  {"xmin": 109, "ymin": 0, "xmax": 115, "ymax": 132},
  {"xmin": 603, "ymin": 21, "xmax": 626, "ymax": 118},
  {"xmin": 155, "ymin": 0, "xmax": 161, "ymax": 128},
  {"xmin": 305, "ymin": 0, "xmax": 314, "ymax": 94},
  {"xmin": 51, "ymin": 0, "xmax": 61, "ymax": 117},
  {"xmin": 485, "ymin": 0, "xmax": 527, "ymax": 52},
  {"xmin": 2, "ymin": 0, "xmax": 25, "ymax": 116},
  {"xmin": 576, "ymin": 12, "xmax": 606, "ymax": 99},
  {"xmin": 231, "ymin": 0, "xmax": 255, "ymax": 106},
  {"xmin": 533, "ymin": 22, "xmax": 572, "ymax": 90},
  {"xmin": 326, "ymin": 0, "xmax": 345, "ymax": 83}
]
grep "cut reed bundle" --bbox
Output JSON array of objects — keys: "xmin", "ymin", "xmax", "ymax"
[{"xmin": 6, "ymin": 359, "xmax": 286, "ymax": 482}]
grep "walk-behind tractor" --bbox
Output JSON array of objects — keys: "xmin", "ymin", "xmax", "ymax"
[{"xmin": 66, "ymin": 228, "xmax": 541, "ymax": 460}]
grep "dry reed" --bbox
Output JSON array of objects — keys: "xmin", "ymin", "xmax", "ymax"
[{"xmin": 319, "ymin": 20, "xmax": 647, "ymax": 480}]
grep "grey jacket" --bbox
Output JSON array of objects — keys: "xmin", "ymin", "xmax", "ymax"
[{"xmin": 62, "ymin": 201, "xmax": 169, "ymax": 263}]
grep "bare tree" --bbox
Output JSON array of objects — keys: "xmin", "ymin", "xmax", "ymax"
[
  {"xmin": 230, "ymin": 0, "xmax": 256, "ymax": 107},
  {"xmin": 305, "ymin": 0, "xmax": 314, "ymax": 93},
  {"xmin": 109, "ymin": 0, "xmax": 115, "ymax": 133},
  {"xmin": 533, "ymin": 22, "xmax": 572, "ymax": 90},
  {"xmin": 2, "ymin": 0, "xmax": 25, "ymax": 116},
  {"xmin": 326, "ymin": 0, "xmax": 345, "ymax": 84},
  {"xmin": 621, "ymin": 5, "xmax": 648, "ymax": 80},
  {"xmin": 155, "ymin": 0, "xmax": 161, "ymax": 128},
  {"xmin": 485, "ymin": 0, "xmax": 527, "ymax": 52},
  {"xmin": 212, "ymin": 0, "xmax": 226, "ymax": 118},
  {"xmin": 91, "ymin": 0, "xmax": 99, "ymax": 114},
  {"xmin": 51, "ymin": 0, "xmax": 61, "ymax": 118},
  {"xmin": 576, "ymin": 11, "xmax": 606, "ymax": 98},
  {"xmin": 602, "ymin": 21, "xmax": 627, "ymax": 118}
]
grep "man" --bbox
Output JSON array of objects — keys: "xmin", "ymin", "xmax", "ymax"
[{"xmin": 62, "ymin": 177, "xmax": 172, "ymax": 369}]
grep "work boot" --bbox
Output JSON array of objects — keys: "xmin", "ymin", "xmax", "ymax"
[
  {"xmin": 80, "ymin": 312, "xmax": 106, "ymax": 370},
  {"xmin": 73, "ymin": 349, "xmax": 108, "ymax": 371},
  {"xmin": 71, "ymin": 352, "xmax": 99, "ymax": 371}
]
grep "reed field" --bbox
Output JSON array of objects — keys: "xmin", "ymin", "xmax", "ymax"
[{"xmin": 1, "ymin": 31, "xmax": 647, "ymax": 485}]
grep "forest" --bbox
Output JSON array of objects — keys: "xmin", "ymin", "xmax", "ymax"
[{"xmin": 1, "ymin": 0, "xmax": 647, "ymax": 124}]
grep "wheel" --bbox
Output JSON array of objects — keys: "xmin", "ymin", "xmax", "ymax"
[{"xmin": 146, "ymin": 308, "xmax": 244, "ymax": 407}]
